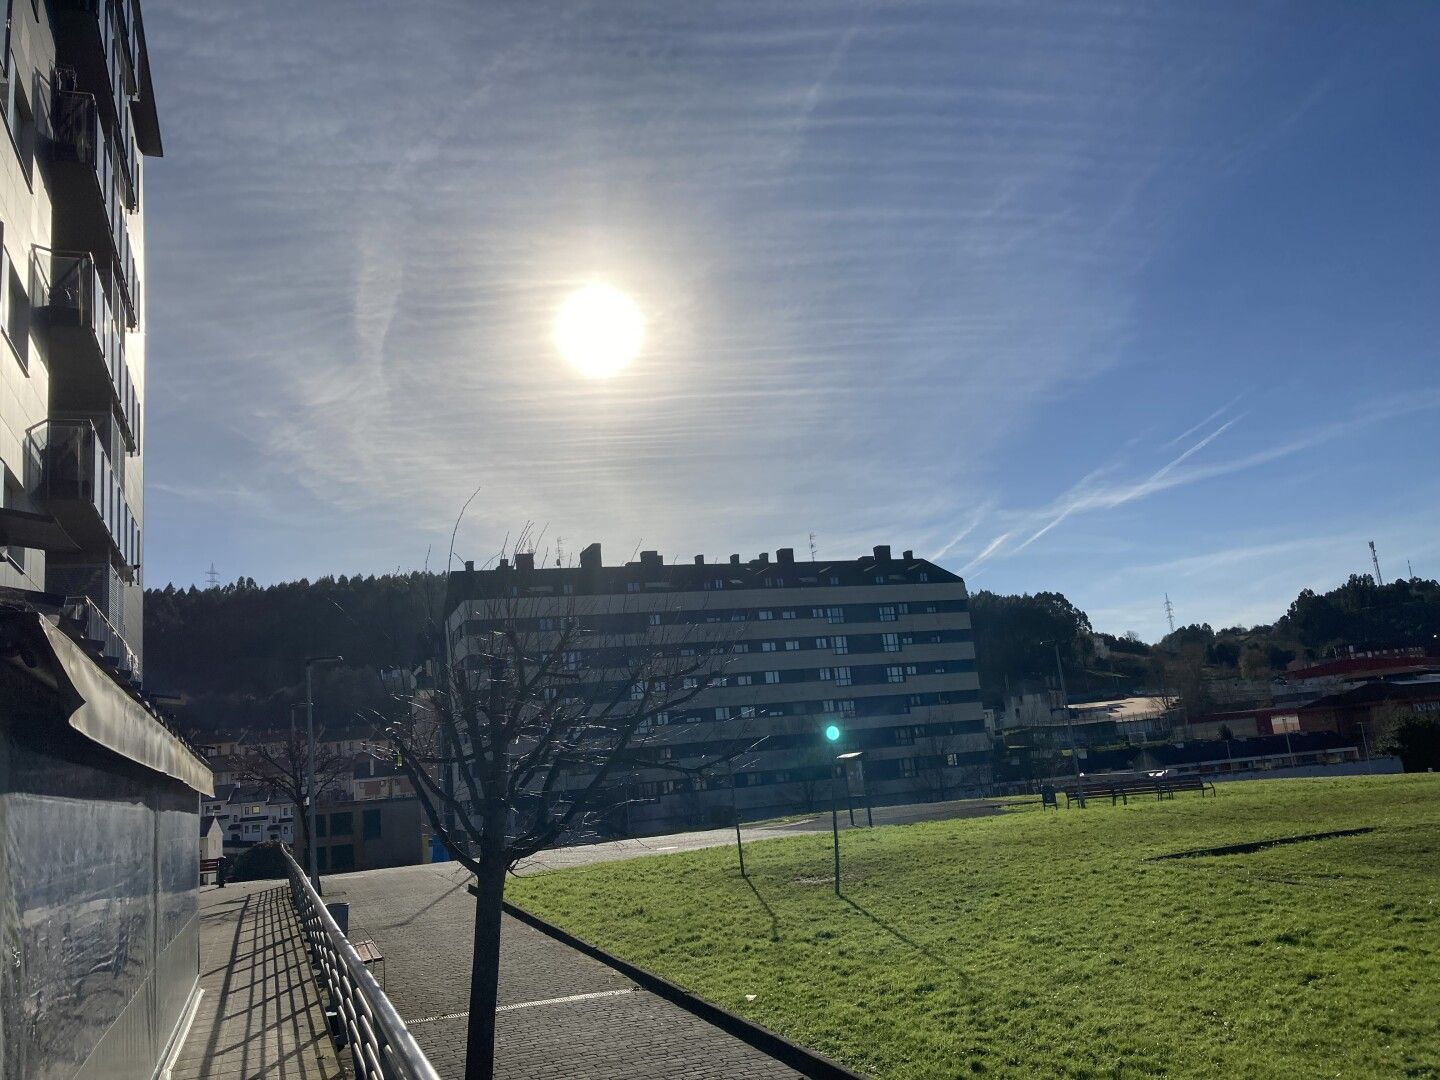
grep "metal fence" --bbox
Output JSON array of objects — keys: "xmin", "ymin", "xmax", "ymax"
[{"xmin": 282, "ymin": 847, "xmax": 443, "ymax": 1080}]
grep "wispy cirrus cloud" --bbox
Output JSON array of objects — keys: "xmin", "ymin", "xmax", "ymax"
[{"xmin": 949, "ymin": 389, "xmax": 1440, "ymax": 575}]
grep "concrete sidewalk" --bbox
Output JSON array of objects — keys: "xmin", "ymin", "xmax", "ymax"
[
  {"xmin": 328, "ymin": 863, "xmax": 804, "ymax": 1080},
  {"xmin": 169, "ymin": 881, "xmax": 344, "ymax": 1080}
]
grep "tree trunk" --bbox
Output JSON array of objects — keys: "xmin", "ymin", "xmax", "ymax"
[{"xmin": 464, "ymin": 854, "xmax": 507, "ymax": 1080}]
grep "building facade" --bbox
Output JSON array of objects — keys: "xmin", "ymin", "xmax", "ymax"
[
  {"xmin": 443, "ymin": 543, "xmax": 989, "ymax": 837},
  {"xmin": 0, "ymin": 0, "xmax": 159, "ymax": 681}
]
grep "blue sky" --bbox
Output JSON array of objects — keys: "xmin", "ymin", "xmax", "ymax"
[{"xmin": 140, "ymin": 1, "xmax": 1440, "ymax": 641}]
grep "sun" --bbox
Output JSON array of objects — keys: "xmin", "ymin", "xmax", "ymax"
[{"xmin": 554, "ymin": 283, "xmax": 644, "ymax": 378}]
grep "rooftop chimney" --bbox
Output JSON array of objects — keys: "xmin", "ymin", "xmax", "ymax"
[
  {"xmin": 579, "ymin": 542, "xmax": 602, "ymax": 571},
  {"xmin": 498, "ymin": 558, "xmax": 510, "ymax": 570},
  {"xmin": 464, "ymin": 560, "xmax": 475, "ymax": 572},
  {"xmin": 729, "ymin": 554, "xmax": 740, "ymax": 565},
  {"xmin": 776, "ymin": 548, "xmax": 795, "ymax": 564},
  {"xmin": 873, "ymin": 544, "xmax": 891, "ymax": 561},
  {"xmin": 515, "ymin": 552, "xmax": 535, "ymax": 571},
  {"xmin": 756, "ymin": 552, "xmax": 770, "ymax": 565},
  {"xmin": 902, "ymin": 550, "xmax": 914, "ymax": 561},
  {"xmin": 693, "ymin": 555, "xmax": 705, "ymax": 565},
  {"xmin": 640, "ymin": 550, "xmax": 662, "ymax": 568}
]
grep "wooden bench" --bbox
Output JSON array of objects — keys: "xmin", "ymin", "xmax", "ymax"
[
  {"xmin": 351, "ymin": 937, "xmax": 386, "ymax": 989},
  {"xmin": 1064, "ymin": 774, "xmax": 1215, "ymax": 806}
]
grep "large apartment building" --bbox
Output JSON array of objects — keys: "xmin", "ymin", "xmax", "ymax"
[
  {"xmin": 443, "ymin": 543, "xmax": 989, "ymax": 837},
  {"xmin": 0, "ymin": 11, "xmax": 210, "ymax": 1077},
  {"xmin": 0, "ymin": 0, "xmax": 159, "ymax": 681}
]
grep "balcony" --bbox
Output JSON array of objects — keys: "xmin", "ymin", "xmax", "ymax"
[
  {"xmin": 28, "ymin": 419, "xmax": 140, "ymax": 576},
  {"xmin": 34, "ymin": 250, "xmax": 139, "ymax": 451},
  {"xmin": 62, "ymin": 592, "xmax": 139, "ymax": 681},
  {"xmin": 47, "ymin": 89, "xmax": 139, "ymax": 325}
]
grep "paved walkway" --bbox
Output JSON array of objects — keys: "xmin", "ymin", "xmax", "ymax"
[
  {"xmin": 170, "ymin": 881, "xmax": 345, "ymax": 1080},
  {"xmin": 327, "ymin": 863, "xmax": 804, "ymax": 1080}
]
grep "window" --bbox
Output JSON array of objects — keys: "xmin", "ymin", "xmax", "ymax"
[
  {"xmin": 895, "ymin": 725, "xmax": 917, "ymax": 745},
  {"xmin": 362, "ymin": 809, "xmax": 382, "ymax": 839},
  {"xmin": 736, "ymin": 673, "xmax": 753, "ymax": 686},
  {"xmin": 330, "ymin": 844, "xmax": 355, "ymax": 871},
  {"xmin": 764, "ymin": 670, "xmax": 780, "ymax": 684},
  {"xmin": 781, "ymin": 609, "xmax": 797, "ymax": 619},
  {"xmin": 919, "ymin": 573, "xmax": 930, "ymax": 583},
  {"xmin": 562, "ymin": 583, "xmax": 574, "ymax": 595},
  {"xmin": 784, "ymin": 639, "xmax": 800, "ymax": 651},
  {"xmin": 815, "ymin": 637, "xmax": 829, "ymax": 649},
  {"xmin": 715, "ymin": 707, "xmax": 732, "ymax": 721},
  {"xmin": 1, "ymin": 244, "xmax": 28, "ymax": 372},
  {"xmin": 738, "ymin": 706, "xmax": 756, "ymax": 719},
  {"xmin": 680, "ymin": 647, "xmax": 695, "ymax": 657},
  {"xmin": 733, "ymin": 642, "xmax": 750, "ymax": 653},
  {"xmin": 562, "ymin": 650, "xmax": 581, "ymax": 672},
  {"xmin": 683, "ymin": 677, "xmax": 698, "ymax": 689},
  {"xmin": 944, "ymin": 752, "xmax": 960, "ymax": 767},
  {"xmin": 709, "ymin": 578, "xmax": 725, "ymax": 590},
  {"xmin": 329, "ymin": 812, "xmax": 353, "ymax": 835},
  {"xmin": 654, "ymin": 711, "xmax": 670, "ymax": 726},
  {"xmin": 538, "ymin": 617, "xmax": 555, "ymax": 631},
  {"xmin": 761, "ymin": 641, "xmax": 777, "ymax": 652},
  {"xmin": 811, "ymin": 608, "xmax": 826, "ymax": 619},
  {"xmin": 837, "ymin": 699, "xmax": 856, "ymax": 716},
  {"xmin": 826, "ymin": 607, "xmax": 845, "ymax": 624},
  {"xmin": 649, "ymin": 613, "xmax": 661, "ymax": 626},
  {"xmin": 887, "ymin": 665, "xmax": 906, "ymax": 683},
  {"xmin": 828, "ymin": 575, "xmax": 841, "ymax": 585},
  {"xmin": 246, "ymin": 804, "xmax": 262, "ymax": 816},
  {"xmin": 730, "ymin": 612, "xmax": 746, "ymax": 622},
  {"xmin": 833, "ymin": 635, "xmax": 849, "ymax": 654},
  {"xmin": 899, "ymin": 758, "xmax": 918, "ymax": 779},
  {"xmin": 834, "ymin": 666, "xmax": 852, "ymax": 687},
  {"xmin": 898, "ymin": 603, "xmax": 909, "ymax": 615},
  {"xmin": 879, "ymin": 605, "xmax": 897, "ymax": 622},
  {"xmin": 627, "ymin": 582, "xmax": 641, "ymax": 593},
  {"xmin": 820, "ymin": 667, "xmax": 833, "ymax": 681},
  {"xmin": 882, "ymin": 632, "xmax": 901, "ymax": 653},
  {"xmin": 759, "ymin": 610, "xmax": 774, "ymax": 620},
  {"xmin": 630, "ymin": 683, "xmax": 646, "ymax": 701},
  {"xmin": 2, "ymin": 52, "xmax": 35, "ymax": 185}
]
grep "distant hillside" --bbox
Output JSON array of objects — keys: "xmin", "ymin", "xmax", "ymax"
[
  {"xmin": 144, "ymin": 569, "xmax": 1440, "ymax": 735},
  {"xmin": 144, "ymin": 571, "xmax": 442, "ymax": 735}
]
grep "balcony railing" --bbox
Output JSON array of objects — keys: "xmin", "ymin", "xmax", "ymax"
[
  {"xmin": 48, "ymin": 88, "xmax": 139, "ymax": 324},
  {"xmin": 282, "ymin": 846, "xmax": 442, "ymax": 1080},
  {"xmin": 34, "ymin": 249, "xmax": 139, "ymax": 451},
  {"xmin": 29, "ymin": 419, "xmax": 140, "ymax": 575},
  {"xmin": 62, "ymin": 592, "xmax": 139, "ymax": 679}
]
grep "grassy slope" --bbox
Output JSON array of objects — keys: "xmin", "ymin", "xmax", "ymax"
[{"xmin": 507, "ymin": 775, "xmax": 1440, "ymax": 1079}]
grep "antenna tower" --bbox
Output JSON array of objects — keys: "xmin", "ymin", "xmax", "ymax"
[
  {"xmin": 1164, "ymin": 593, "xmax": 1175, "ymax": 634},
  {"xmin": 808, "ymin": 532, "xmax": 818, "ymax": 561},
  {"xmin": 1369, "ymin": 540, "xmax": 1385, "ymax": 586},
  {"xmin": 205, "ymin": 563, "xmax": 220, "ymax": 589}
]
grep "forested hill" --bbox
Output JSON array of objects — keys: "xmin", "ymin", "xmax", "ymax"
[
  {"xmin": 144, "ymin": 570, "xmax": 1440, "ymax": 736},
  {"xmin": 144, "ymin": 572, "xmax": 443, "ymax": 735}
]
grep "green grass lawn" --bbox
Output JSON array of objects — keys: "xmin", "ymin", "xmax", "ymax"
[{"xmin": 507, "ymin": 775, "xmax": 1440, "ymax": 1079}]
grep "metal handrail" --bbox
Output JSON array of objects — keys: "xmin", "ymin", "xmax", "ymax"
[{"xmin": 281, "ymin": 845, "xmax": 443, "ymax": 1080}]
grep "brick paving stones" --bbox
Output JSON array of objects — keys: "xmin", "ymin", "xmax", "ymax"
[
  {"xmin": 170, "ymin": 880, "xmax": 344, "ymax": 1080},
  {"xmin": 328, "ymin": 863, "xmax": 804, "ymax": 1080}
]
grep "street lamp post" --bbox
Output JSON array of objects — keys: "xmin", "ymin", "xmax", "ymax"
[
  {"xmin": 304, "ymin": 655, "xmax": 343, "ymax": 893},
  {"xmin": 1053, "ymin": 642, "xmax": 1084, "ymax": 808},
  {"xmin": 825, "ymin": 724, "xmax": 842, "ymax": 894}
]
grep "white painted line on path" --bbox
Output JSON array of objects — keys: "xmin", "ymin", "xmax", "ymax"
[{"xmin": 407, "ymin": 987, "xmax": 637, "ymax": 1026}]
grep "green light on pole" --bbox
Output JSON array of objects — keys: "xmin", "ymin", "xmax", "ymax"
[{"xmin": 825, "ymin": 724, "xmax": 841, "ymax": 743}]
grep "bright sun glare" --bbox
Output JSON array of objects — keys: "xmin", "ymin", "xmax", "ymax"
[{"xmin": 554, "ymin": 284, "xmax": 645, "ymax": 378}]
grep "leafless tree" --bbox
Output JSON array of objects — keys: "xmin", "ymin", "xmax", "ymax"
[
  {"xmin": 231, "ymin": 727, "xmax": 356, "ymax": 861},
  {"xmin": 386, "ymin": 549, "xmax": 756, "ymax": 1080}
]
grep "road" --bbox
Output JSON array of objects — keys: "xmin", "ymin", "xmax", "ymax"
[
  {"xmin": 326, "ymin": 796, "xmax": 1008, "ymax": 1077},
  {"xmin": 513, "ymin": 795, "xmax": 1011, "ymax": 875}
]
